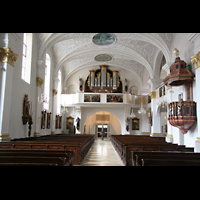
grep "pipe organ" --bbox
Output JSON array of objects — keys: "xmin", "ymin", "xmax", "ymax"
[{"xmin": 86, "ymin": 65, "xmax": 122, "ymax": 93}]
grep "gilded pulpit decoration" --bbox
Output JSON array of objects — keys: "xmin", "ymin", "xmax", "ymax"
[
  {"xmin": 22, "ymin": 94, "xmax": 30, "ymax": 125},
  {"xmin": 36, "ymin": 77, "xmax": 44, "ymax": 88},
  {"xmin": 53, "ymin": 89, "xmax": 57, "ymax": 97},
  {"xmin": 0, "ymin": 47, "xmax": 18, "ymax": 67},
  {"xmin": 191, "ymin": 50, "xmax": 200, "ymax": 70}
]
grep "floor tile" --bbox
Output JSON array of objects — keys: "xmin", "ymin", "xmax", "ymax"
[{"xmin": 81, "ymin": 139, "xmax": 124, "ymax": 166}]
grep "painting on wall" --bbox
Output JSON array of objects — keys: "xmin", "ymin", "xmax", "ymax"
[
  {"xmin": 55, "ymin": 115, "xmax": 59, "ymax": 129},
  {"xmin": 107, "ymin": 95, "xmax": 123, "ymax": 103},
  {"xmin": 59, "ymin": 115, "xmax": 62, "ymax": 129},
  {"xmin": 132, "ymin": 117, "xmax": 139, "ymax": 130},
  {"xmin": 92, "ymin": 33, "xmax": 116, "ymax": 46},
  {"xmin": 84, "ymin": 94, "xmax": 100, "ymax": 102},
  {"xmin": 46, "ymin": 112, "xmax": 51, "ymax": 129},
  {"xmin": 41, "ymin": 110, "xmax": 46, "ymax": 129},
  {"xmin": 67, "ymin": 116, "xmax": 74, "ymax": 129}
]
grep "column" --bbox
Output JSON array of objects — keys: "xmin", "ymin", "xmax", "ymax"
[
  {"xmin": 52, "ymin": 77, "xmax": 59, "ymax": 135},
  {"xmin": 149, "ymin": 91, "xmax": 162, "ymax": 137},
  {"xmin": 34, "ymin": 60, "xmax": 45, "ymax": 137},
  {"xmin": 165, "ymin": 86, "xmax": 173, "ymax": 143},
  {"xmin": 191, "ymin": 51, "xmax": 200, "ymax": 151},
  {"xmin": 0, "ymin": 33, "xmax": 18, "ymax": 141}
]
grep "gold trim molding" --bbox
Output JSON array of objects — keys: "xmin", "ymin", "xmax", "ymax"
[
  {"xmin": 191, "ymin": 50, "xmax": 200, "ymax": 70},
  {"xmin": 166, "ymin": 134, "xmax": 173, "ymax": 138},
  {"xmin": 0, "ymin": 47, "xmax": 18, "ymax": 67},
  {"xmin": 36, "ymin": 77, "xmax": 44, "ymax": 88},
  {"xmin": 34, "ymin": 132, "xmax": 40, "ymax": 137},
  {"xmin": 196, "ymin": 137, "xmax": 200, "ymax": 143},
  {"xmin": 0, "ymin": 133, "xmax": 11, "ymax": 140},
  {"xmin": 149, "ymin": 91, "xmax": 156, "ymax": 99},
  {"xmin": 141, "ymin": 132, "xmax": 150, "ymax": 135},
  {"xmin": 53, "ymin": 89, "xmax": 57, "ymax": 97},
  {"xmin": 150, "ymin": 133, "xmax": 163, "ymax": 137}
]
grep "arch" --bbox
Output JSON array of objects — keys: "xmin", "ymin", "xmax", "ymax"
[
  {"xmin": 54, "ymin": 47, "xmax": 153, "ymax": 79},
  {"xmin": 63, "ymin": 63, "xmax": 143, "ymax": 92},
  {"xmin": 39, "ymin": 33, "xmax": 171, "ymax": 66},
  {"xmin": 81, "ymin": 107, "xmax": 124, "ymax": 134},
  {"xmin": 84, "ymin": 111, "xmax": 121, "ymax": 136}
]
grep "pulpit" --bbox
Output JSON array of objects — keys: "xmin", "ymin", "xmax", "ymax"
[
  {"xmin": 168, "ymin": 100, "xmax": 196, "ymax": 134},
  {"xmin": 164, "ymin": 48, "xmax": 197, "ymax": 134}
]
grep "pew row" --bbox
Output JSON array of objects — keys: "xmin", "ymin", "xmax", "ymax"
[
  {"xmin": 110, "ymin": 135, "xmax": 196, "ymax": 166},
  {"xmin": 0, "ymin": 134, "xmax": 95, "ymax": 165}
]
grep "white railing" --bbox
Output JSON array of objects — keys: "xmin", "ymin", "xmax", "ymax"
[{"xmin": 60, "ymin": 92, "xmax": 149, "ymax": 107}]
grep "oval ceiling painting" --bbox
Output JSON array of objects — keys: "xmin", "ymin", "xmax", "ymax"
[
  {"xmin": 92, "ymin": 33, "xmax": 116, "ymax": 46},
  {"xmin": 94, "ymin": 54, "xmax": 113, "ymax": 62}
]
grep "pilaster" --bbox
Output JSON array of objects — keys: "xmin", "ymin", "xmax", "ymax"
[
  {"xmin": 149, "ymin": 90, "xmax": 162, "ymax": 137},
  {"xmin": 0, "ymin": 33, "xmax": 18, "ymax": 140},
  {"xmin": 165, "ymin": 87, "xmax": 173, "ymax": 143},
  {"xmin": 191, "ymin": 51, "xmax": 200, "ymax": 151},
  {"xmin": 34, "ymin": 60, "xmax": 45, "ymax": 136}
]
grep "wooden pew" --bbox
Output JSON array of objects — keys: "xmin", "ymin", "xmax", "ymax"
[
  {"xmin": 110, "ymin": 135, "xmax": 195, "ymax": 166},
  {"xmin": 0, "ymin": 156, "xmax": 67, "ymax": 166},
  {"xmin": 0, "ymin": 149, "xmax": 74, "ymax": 166},
  {"xmin": 131, "ymin": 151, "xmax": 200, "ymax": 166},
  {"xmin": 0, "ymin": 134, "xmax": 95, "ymax": 165},
  {"xmin": 141, "ymin": 159, "xmax": 200, "ymax": 166}
]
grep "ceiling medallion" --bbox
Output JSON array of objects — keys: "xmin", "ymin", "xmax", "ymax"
[
  {"xmin": 92, "ymin": 33, "xmax": 116, "ymax": 46},
  {"xmin": 94, "ymin": 54, "xmax": 113, "ymax": 62}
]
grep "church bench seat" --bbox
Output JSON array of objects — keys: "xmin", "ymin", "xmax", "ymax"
[
  {"xmin": 141, "ymin": 159, "xmax": 200, "ymax": 166},
  {"xmin": 0, "ymin": 134, "xmax": 95, "ymax": 165},
  {"xmin": 111, "ymin": 135, "xmax": 195, "ymax": 166},
  {"xmin": 0, "ymin": 149, "xmax": 74, "ymax": 166},
  {"xmin": 131, "ymin": 151, "xmax": 200, "ymax": 166},
  {"xmin": 0, "ymin": 156, "xmax": 67, "ymax": 166}
]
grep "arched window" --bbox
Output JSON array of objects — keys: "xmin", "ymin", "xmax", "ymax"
[
  {"xmin": 43, "ymin": 54, "xmax": 51, "ymax": 110},
  {"xmin": 57, "ymin": 70, "xmax": 62, "ymax": 114},
  {"xmin": 21, "ymin": 33, "xmax": 32, "ymax": 84}
]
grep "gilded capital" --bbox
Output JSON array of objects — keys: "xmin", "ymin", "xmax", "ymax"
[
  {"xmin": 53, "ymin": 89, "xmax": 57, "ymax": 97},
  {"xmin": 0, "ymin": 47, "xmax": 18, "ymax": 67},
  {"xmin": 36, "ymin": 77, "xmax": 44, "ymax": 88},
  {"xmin": 149, "ymin": 91, "xmax": 156, "ymax": 99},
  {"xmin": 191, "ymin": 50, "xmax": 200, "ymax": 70}
]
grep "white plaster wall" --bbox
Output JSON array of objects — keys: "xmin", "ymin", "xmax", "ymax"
[{"xmin": 7, "ymin": 34, "xmax": 38, "ymax": 139}]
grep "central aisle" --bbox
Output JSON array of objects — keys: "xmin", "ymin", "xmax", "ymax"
[{"xmin": 81, "ymin": 138, "xmax": 124, "ymax": 166}]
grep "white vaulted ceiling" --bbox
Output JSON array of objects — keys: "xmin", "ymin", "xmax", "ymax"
[{"xmin": 38, "ymin": 33, "xmax": 173, "ymax": 89}]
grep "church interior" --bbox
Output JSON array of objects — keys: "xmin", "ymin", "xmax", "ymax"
[{"xmin": 1, "ymin": 33, "xmax": 200, "ymax": 166}]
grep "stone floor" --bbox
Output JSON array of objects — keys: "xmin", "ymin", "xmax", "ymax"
[{"xmin": 81, "ymin": 138, "xmax": 124, "ymax": 166}]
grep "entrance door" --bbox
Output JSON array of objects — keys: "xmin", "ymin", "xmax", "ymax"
[{"xmin": 96, "ymin": 124, "xmax": 110, "ymax": 138}]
